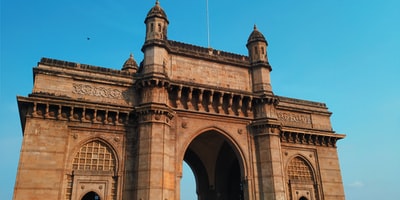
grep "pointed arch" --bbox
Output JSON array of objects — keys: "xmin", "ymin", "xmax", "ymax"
[
  {"xmin": 285, "ymin": 155, "xmax": 320, "ymax": 200},
  {"xmin": 65, "ymin": 138, "xmax": 120, "ymax": 200},
  {"xmin": 180, "ymin": 126, "xmax": 248, "ymax": 177},
  {"xmin": 286, "ymin": 156, "xmax": 315, "ymax": 183},
  {"xmin": 180, "ymin": 126, "xmax": 248, "ymax": 200},
  {"xmin": 72, "ymin": 140, "xmax": 117, "ymax": 172}
]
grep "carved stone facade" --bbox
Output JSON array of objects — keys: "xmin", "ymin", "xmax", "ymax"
[{"xmin": 14, "ymin": 2, "xmax": 345, "ymax": 200}]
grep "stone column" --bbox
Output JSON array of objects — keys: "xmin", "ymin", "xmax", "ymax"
[
  {"xmin": 253, "ymin": 124, "xmax": 286, "ymax": 200},
  {"xmin": 251, "ymin": 97, "xmax": 286, "ymax": 200},
  {"xmin": 135, "ymin": 106, "xmax": 175, "ymax": 200}
]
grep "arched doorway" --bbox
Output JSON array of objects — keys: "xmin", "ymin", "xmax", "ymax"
[
  {"xmin": 183, "ymin": 130, "xmax": 244, "ymax": 200},
  {"xmin": 81, "ymin": 191, "xmax": 100, "ymax": 200},
  {"xmin": 299, "ymin": 197, "xmax": 308, "ymax": 200}
]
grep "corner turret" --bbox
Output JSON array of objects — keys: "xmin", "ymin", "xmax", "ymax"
[
  {"xmin": 247, "ymin": 25, "xmax": 273, "ymax": 94},
  {"xmin": 144, "ymin": 0, "xmax": 169, "ymax": 42},
  {"xmin": 141, "ymin": 1, "xmax": 169, "ymax": 78}
]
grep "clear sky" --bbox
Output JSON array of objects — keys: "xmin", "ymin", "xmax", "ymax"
[{"xmin": 1, "ymin": 0, "xmax": 399, "ymax": 199}]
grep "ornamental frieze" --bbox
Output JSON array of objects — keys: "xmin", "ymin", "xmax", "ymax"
[
  {"xmin": 277, "ymin": 111, "xmax": 312, "ymax": 128},
  {"xmin": 72, "ymin": 83, "xmax": 127, "ymax": 100}
]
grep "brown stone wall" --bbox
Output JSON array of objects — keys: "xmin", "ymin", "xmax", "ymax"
[
  {"xmin": 14, "ymin": 118, "xmax": 69, "ymax": 200},
  {"xmin": 169, "ymin": 55, "xmax": 251, "ymax": 91},
  {"xmin": 281, "ymin": 144, "xmax": 345, "ymax": 200},
  {"xmin": 311, "ymin": 114, "xmax": 333, "ymax": 131},
  {"xmin": 13, "ymin": 110, "xmax": 127, "ymax": 200},
  {"xmin": 316, "ymin": 146, "xmax": 345, "ymax": 200},
  {"xmin": 32, "ymin": 64, "xmax": 134, "ymax": 106}
]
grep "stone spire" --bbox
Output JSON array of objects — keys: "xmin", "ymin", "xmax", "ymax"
[{"xmin": 122, "ymin": 53, "xmax": 138, "ymax": 73}]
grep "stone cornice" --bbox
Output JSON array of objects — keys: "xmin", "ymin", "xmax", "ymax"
[
  {"xmin": 280, "ymin": 129, "xmax": 345, "ymax": 148},
  {"xmin": 249, "ymin": 118, "xmax": 282, "ymax": 137},
  {"xmin": 166, "ymin": 40, "xmax": 250, "ymax": 68},
  {"xmin": 38, "ymin": 57, "xmax": 136, "ymax": 78},
  {"xmin": 34, "ymin": 66, "xmax": 135, "ymax": 88},
  {"xmin": 277, "ymin": 96, "xmax": 328, "ymax": 109},
  {"xmin": 135, "ymin": 103, "xmax": 175, "ymax": 126},
  {"xmin": 17, "ymin": 95, "xmax": 135, "ymax": 135},
  {"xmin": 277, "ymin": 96, "xmax": 332, "ymax": 115}
]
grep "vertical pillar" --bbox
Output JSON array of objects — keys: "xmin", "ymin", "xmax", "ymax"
[
  {"xmin": 135, "ymin": 107, "xmax": 175, "ymax": 200},
  {"xmin": 251, "ymin": 97, "xmax": 285, "ymax": 200},
  {"xmin": 253, "ymin": 125, "xmax": 286, "ymax": 200}
]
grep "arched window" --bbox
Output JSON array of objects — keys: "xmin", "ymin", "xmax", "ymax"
[
  {"xmin": 72, "ymin": 140, "xmax": 116, "ymax": 172},
  {"xmin": 287, "ymin": 156, "xmax": 314, "ymax": 183},
  {"xmin": 299, "ymin": 197, "xmax": 308, "ymax": 200}
]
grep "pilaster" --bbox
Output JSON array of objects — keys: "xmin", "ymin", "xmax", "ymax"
[
  {"xmin": 251, "ymin": 96, "xmax": 286, "ymax": 200},
  {"xmin": 134, "ymin": 78, "xmax": 176, "ymax": 200}
]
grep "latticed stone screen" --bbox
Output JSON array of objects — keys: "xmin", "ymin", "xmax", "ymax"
[
  {"xmin": 287, "ymin": 157, "xmax": 314, "ymax": 182},
  {"xmin": 72, "ymin": 140, "xmax": 116, "ymax": 171}
]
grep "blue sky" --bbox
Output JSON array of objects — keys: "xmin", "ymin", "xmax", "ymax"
[{"xmin": 1, "ymin": 0, "xmax": 399, "ymax": 199}]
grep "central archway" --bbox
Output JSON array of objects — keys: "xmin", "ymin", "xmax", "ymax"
[{"xmin": 183, "ymin": 130, "xmax": 244, "ymax": 200}]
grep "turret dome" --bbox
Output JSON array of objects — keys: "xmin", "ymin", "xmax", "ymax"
[
  {"xmin": 122, "ymin": 53, "xmax": 138, "ymax": 73},
  {"xmin": 247, "ymin": 25, "xmax": 267, "ymax": 45},
  {"xmin": 145, "ymin": 1, "xmax": 168, "ymax": 23}
]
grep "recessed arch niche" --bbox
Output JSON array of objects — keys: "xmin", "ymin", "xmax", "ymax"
[
  {"xmin": 65, "ymin": 139, "xmax": 119, "ymax": 200},
  {"xmin": 183, "ymin": 130, "xmax": 245, "ymax": 200},
  {"xmin": 286, "ymin": 155, "xmax": 319, "ymax": 200}
]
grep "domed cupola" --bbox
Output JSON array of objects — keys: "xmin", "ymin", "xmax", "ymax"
[
  {"xmin": 247, "ymin": 25, "xmax": 268, "ymax": 45},
  {"xmin": 145, "ymin": 0, "xmax": 168, "ymax": 23},
  {"xmin": 122, "ymin": 53, "xmax": 138, "ymax": 73},
  {"xmin": 144, "ymin": 1, "xmax": 169, "ymax": 41},
  {"xmin": 246, "ymin": 25, "xmax": 269, "ymax": 64}
]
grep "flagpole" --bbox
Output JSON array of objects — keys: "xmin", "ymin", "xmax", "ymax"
[{"xmin": 206, "ymin": 0, "xmax": 210, "ymax": 48}]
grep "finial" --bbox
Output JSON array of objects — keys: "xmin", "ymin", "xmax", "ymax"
[
  {"xmin": 130, "ymin": 53, "xmax": 133, "ymax": 59},
  {"xmin": 156, "ymin": 0, "xmax": 159, "ymax": 5},
  {"xmin": 254, "ymin": 24, "xmax": 257, "ymax": 30}
]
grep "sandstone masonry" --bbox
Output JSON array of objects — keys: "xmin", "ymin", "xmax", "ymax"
[{"xmin": 14, "ymin": 1, "xmax": 345, "ymax": 200}]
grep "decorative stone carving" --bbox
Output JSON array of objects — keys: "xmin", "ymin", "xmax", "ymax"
[
  {"xmin": 73, "ymin": 83, "xmax": 125, "ymax": 99},
  {"xmin": 181, "ymin": 122, "xmax": 187, "ymax": 129},
  {"xmin": 277, "ymin": 111, "xmax": 311, "ymax": 124}
]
